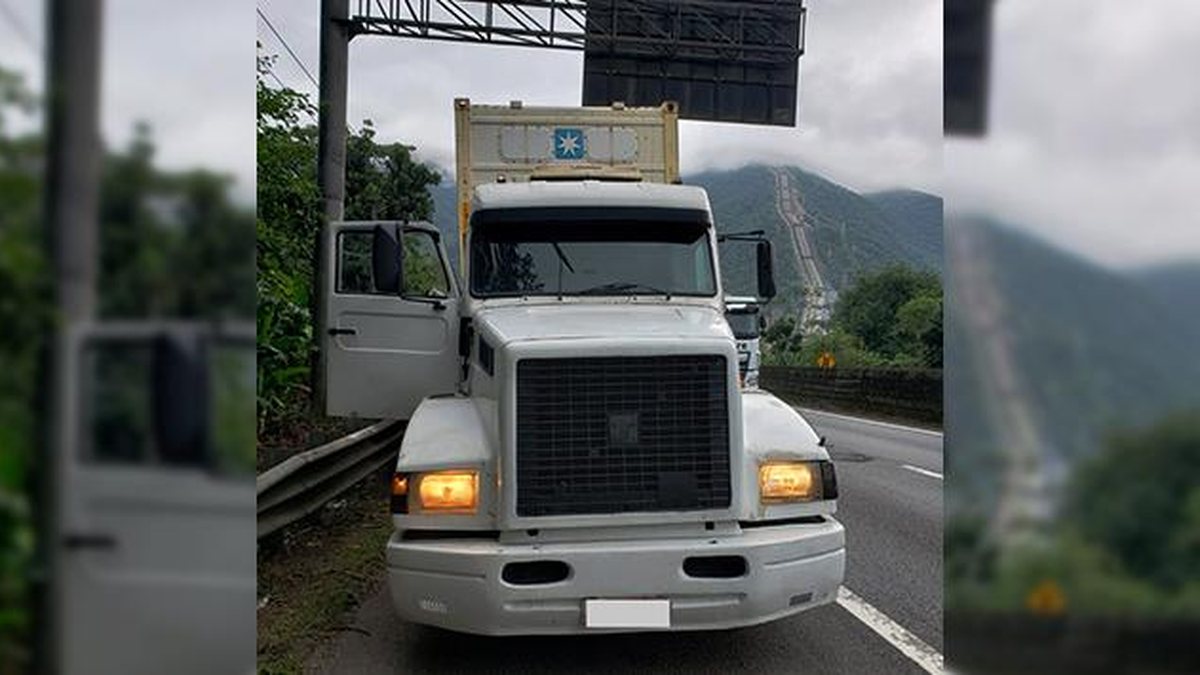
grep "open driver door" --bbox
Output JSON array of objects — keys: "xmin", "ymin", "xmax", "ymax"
[{"xmin": 321, "ymin": 221, "xmax": 460, "ymax": 419}]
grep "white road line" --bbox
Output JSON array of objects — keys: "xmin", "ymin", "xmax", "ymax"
[
  {"xmin": 902, "ymin": 464, "xmax": 944, "ymax": 480},
  {"xmin": 796, "ymin": 407, "xmax": 944, "ymax": 438},
  {"xmin": 837, "ymin": 586, "xmax": 943, "ymax": 674}
]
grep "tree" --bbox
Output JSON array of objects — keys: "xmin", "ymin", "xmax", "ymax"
[
  {"xmin": 97, "ymin": 123, "xmax": 255, "ymax": 319},
  {"xmin": 1066, "ymin": 410, "xmax": 1200, "ymax": 591},
  {"xmin": 833, "ymin": 264, "xmax": 942, "ymax": 367},
  {"xmin": 0, "ymin": 67, "xmax": 44, "ymax": 665},
  {"xmin": 345, "ymin": 120, "xmax": 440, "ymax": 222},
  {"xmin": 255, "ymin": 48, "xmax": 442, "ymax": 435},
  {"xmin": 896, "ymin": 294, "xmax": 943, "ymax": 367},
  {"xmin": 762, "ymin": 316, "xmax": 803, "ymax": 362}
]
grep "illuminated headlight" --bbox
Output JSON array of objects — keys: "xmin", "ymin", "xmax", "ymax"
[
  {"xmin": 416, "ymin": 470, "xmax": 479, "ymax": 513},
  {"xmin": 392, "ymin": 469, "xmax": 480, "ymax": 514},
  {"xmin": 758, "ymin": 461, "xmax": 837, "ymax": 503}
]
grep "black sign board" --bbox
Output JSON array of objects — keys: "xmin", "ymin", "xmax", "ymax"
[
  {"xmin": 582, "ymin": 0, "xmax": 806, "ymax": 126},
  {"xmin": 945, "ymin": 0, "xmax": 994, "ymax": 135}
]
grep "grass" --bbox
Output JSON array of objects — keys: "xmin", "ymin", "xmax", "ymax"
[{"xmin": 256, "ymin": 468, "xmax": 394, "ymax": 674}]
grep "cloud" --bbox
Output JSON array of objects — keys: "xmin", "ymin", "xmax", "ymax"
[
  {"xmin": 262, "ymin": 0, "xmax": 941, "ymax": 194},
  {"xmin": 5, "ymin": 1, "xmax": 942, "ymax": 204},
  {"xmin": 944, "ymin": 0, "xmax": 1200, "ymax": 268},
  {"xmin": 0, "ymin": 1, "xmax": 255, "ymax": 202}
]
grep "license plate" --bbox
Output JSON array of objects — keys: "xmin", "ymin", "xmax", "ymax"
[{"xmin": 584, "ymin": 599, "xmax": 671, "ymax": 628}]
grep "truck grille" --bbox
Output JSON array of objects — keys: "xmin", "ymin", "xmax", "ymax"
[{"xmin": 515, "ymin": 355, "xmax": 730, "ymax": 517}]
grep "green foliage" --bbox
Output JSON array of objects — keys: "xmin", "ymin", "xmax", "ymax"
[
  {"xmin": 256, "ymin": 51, "xmax": 321, "ymax": 434},
  {"xmin": 0, "ymin": 67, "xmax": 45, "ymax": 666},
  {"xmin": 1066, "ymin": 410, "xmax": 1200, "ymax": 592},
  {"xmin": 763, "ymin": 322, "xmax": 886, "ymax": 368},
  {"xmin": 833, "ymin": 263, "xmax": 941, "ymax": 364},
  {"xmin": 99, "ymin": 123, "xmax": 255, "ymax": 319},
  {"xmin": 255, "ymin": 48, "xmax": 441, "ymax": 436},
  {"xmin": 761, "ymin": 316, "xmax": 803, "ymax": 362},
  {"xmin": 762, "ymin": 263, "xmax": 943, "ymax": 369},
  {"xmin": 948, "ymin": 411, "xmax": 1200, "ymax": 617},
  {"xmin": 896, "ymin": 294, "xmax": 943, "ymax": 368},
  {"xmin": 345, "ymin": 121, "xmax": 440, "ymax": 222}
]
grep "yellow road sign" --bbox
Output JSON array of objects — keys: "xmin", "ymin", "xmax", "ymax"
[
  {"xmin": 816, "ymin": 351, "xmax": 836, "ymax": 369},
  {"xmin": 1026, "ymin": 579, "xmax": 1066, "ymax": 616}
]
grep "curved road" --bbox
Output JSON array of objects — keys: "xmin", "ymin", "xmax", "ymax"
[{"xmin": 309, "ymin": 407, "xmax": 943, "ymax": 674}]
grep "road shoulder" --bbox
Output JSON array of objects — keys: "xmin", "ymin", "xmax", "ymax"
[{"xmin": 257, "ymin": 467, "xmax": 393, "ymax": 674}]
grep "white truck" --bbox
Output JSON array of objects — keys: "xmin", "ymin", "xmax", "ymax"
[
  {"xmin": 319, "ymin": 99, "xmax": 844, "ymax": 634},
  {"xmin": 725, "ymin": 295, "xmax": 765, "ymax": 389}
]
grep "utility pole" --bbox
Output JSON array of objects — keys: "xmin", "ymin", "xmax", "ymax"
[
  {"xmin": 314, "ymin": 0, "xmax": 351, "ymax": 411},
  {"xmin": 36, "ymin": 0, "xmax": 103, "ymax": 671}
]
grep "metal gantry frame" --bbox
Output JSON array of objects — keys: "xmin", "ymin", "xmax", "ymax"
[{"xmin": 348, "ymin": 0, "xmax": 805, "ymax": 63}]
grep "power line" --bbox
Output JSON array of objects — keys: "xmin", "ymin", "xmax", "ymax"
[
  {"xmin": 256, "ymin": 7, "xmax": 319, "ymax": 92},
  {"xmin": 256, "ymin": 4, "xmax": 356, "ymax": 134}
]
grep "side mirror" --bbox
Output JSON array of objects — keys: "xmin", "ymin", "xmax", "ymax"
[
  {"xmin": 756, "ymin": 240, "xmax": 776, "ymax": 300},
  {"xmin": 153, "ymin": 332, "xmax": 209, "ymax": 467},
  {"xmin": 372, "ymin": 224, "xmax": 402, "ymax": 293}
]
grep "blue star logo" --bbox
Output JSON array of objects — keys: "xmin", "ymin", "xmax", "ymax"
[{"xmin": 553, "ymin": 128, "xmax": 586, "ymax": 160}]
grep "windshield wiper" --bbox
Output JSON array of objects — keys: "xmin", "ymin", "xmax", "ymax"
[{"xmin": 578, "ymin": 282, "xmax": 672, "ymax": 298}]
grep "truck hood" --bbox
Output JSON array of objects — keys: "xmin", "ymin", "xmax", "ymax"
[{"xmin": 475, "ymin": 303, "xmax": 732, "ymax": 346}]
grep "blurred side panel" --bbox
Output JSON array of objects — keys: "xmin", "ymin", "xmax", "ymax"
[
  {"xmin": 944, "ymin": 1, "xmax": 1200, "ymax": 673},
  {"xmin": 1, "ymin": 1, "xmax": 256, "ymax": 673}
]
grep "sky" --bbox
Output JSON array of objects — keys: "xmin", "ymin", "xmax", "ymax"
[
  {"xmin": 3, "ymin": 2, "xmax": 1197, "ymax": 268},
  {"xmin": 944, "ymin": 0, "xmax": 1200, "ymax": 269},
  {"xmin": 255, "ymin": 0, "xmax": 942, "ymax": 195},
  {"xmin": 1, "ymin": 1, "xmax": 942, "ymax": 197},
  {"xmin": 0, "ymin": 0, "xmax": 255, "ymax": 201}
]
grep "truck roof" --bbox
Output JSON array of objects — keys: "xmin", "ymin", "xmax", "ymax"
[{"xmin": 472, "ymin": 181, "xmax": 710, "ymax": 214}]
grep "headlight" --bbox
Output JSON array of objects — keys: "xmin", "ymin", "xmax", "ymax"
[
  {"xmin": 414, "ymin": 469, "xmax": 479, "ymax": 514},
  {"xmin": 758, "ymin": 461, "xmax": 836, "ymax": 503}
]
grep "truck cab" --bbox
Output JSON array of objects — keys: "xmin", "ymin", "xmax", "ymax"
[
  {"xmin": 318, "ymin": 102, "xmax": 844, "ymax": 634},
  {"xmin": 725, "ymin": 295, "xmax": 764, "ymax": 389}
]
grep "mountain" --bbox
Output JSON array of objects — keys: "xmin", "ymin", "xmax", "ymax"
[
  {"xmin": 947, "ymin": 217, "xmax": 1200, "ymax": 511},
  {"xmin": 429, "ymin": 179, "xmax": 460, "ymax": 269},
  {"xmin": 1133, "ymin": 260, "xmax": 1200, "ymax": 339},
  {"xmin": 864, "ymin": 189, "xmax": 944, "ymax": 270},
  {"xmin": 429, "ymin": 164, "xmax": 944, "ymax": 313},
  {"xmin": 691, "ymin": 165, "xmax": 942, "ymax": 312}
]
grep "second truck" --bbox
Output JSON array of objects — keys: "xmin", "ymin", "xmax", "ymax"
[{"xmin": 318, "ymin": 99, "xmax": 844, "ymax": 634}]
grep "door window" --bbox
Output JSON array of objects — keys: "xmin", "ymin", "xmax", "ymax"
[
  {"xmin": 336, "ymin": 231, "xmax": 378, "ymax": 294},
  {"xmin": 402, "ymin": 230, "xmax": 450, "ymax": 298},
  {"xmin": 80, "ymin": 335, "xmax": 255, "ymax": 476},
  {"xmin": 336, "ymin": 229, "xmax": 451, "ymax": 297},
  {"xmin": 209, "ymin": 341, "xmax": 255, "ymax": 475},
  {"xmin": 84, "ymin": 342, "xmax": 155, "ymax": 464}
]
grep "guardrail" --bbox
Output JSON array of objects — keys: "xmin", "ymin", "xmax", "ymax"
[
  {"xmin": 256, "ymin": 420, "xmax": 406, "ymax": 539},
  {"xmin": 761, "ymin": 366, "xmax": 942, "ymax": 426},
  {"xmin": 946, "ymin": 610, "xmax": 1200, "ymax": 673}
]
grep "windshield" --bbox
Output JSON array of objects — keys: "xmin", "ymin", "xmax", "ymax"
[
  {"xmin": 726, "ymin": 311, "xmax": 760, "ymax": 339},
  {"xmin": 470, "ymin": 220, "xmax": 716, "ymax": 298}
]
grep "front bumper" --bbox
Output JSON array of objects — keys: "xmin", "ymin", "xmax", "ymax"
[{"xmin": 386, "ymin": 517, "xmax": 845, "ymax": 635}]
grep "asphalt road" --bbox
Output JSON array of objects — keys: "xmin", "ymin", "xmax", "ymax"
[{"xmin": 309, "ymin": 407, "xmax": 943, "ymax": 674}]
